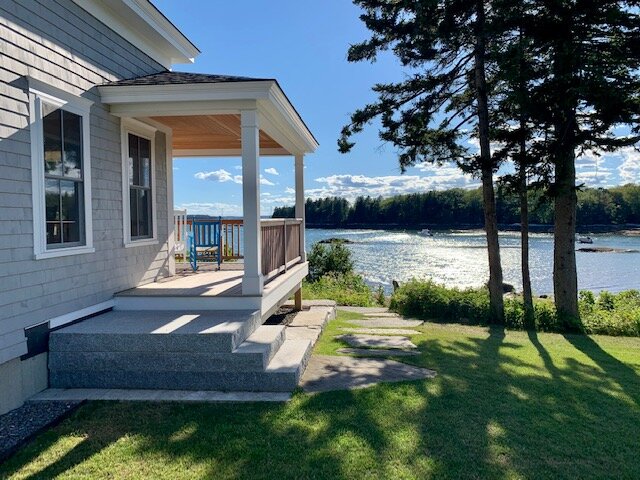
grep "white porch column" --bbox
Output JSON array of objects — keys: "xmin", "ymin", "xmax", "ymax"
[
  {"xmin": 166, "ymin": 131, "xmax": 175, "ymax": 276},
  {"xmin": 295, "ymin": 154, "xmax": 306, "ymax": 262},
  {"xmin": 241, "ymin": 109, "xmax": 263, "ymax": 295}
]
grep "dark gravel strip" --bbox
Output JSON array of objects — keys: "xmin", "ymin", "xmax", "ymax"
[{"xmin": 0, "ymin": 400, "xmax": 83, "ymax": 462}]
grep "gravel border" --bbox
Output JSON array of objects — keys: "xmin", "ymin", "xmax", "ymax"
[{"xmin": 0, "ymin": 400, "xmax": 83, "ymax": 462}]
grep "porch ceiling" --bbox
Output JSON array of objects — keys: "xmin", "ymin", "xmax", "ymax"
[{"xmin": 150, "ymin": 114, "xmax": 283, "ymax": 153}]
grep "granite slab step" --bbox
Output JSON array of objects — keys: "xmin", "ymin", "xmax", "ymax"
[
  {"xmin": 347, "ymin": 318, "xmax": 424, "ymax": 328},
  {"xmin": 339, "ymin": 327, "xmax": 420, "ymax": 336},
  {"xmin": 337, "ymin": 334, "xmax": 417, "ymax": 350},
  {"xmin": 288, "ymin": 308, "xmax": 330, "ymax": 329},
  {"xmin": 31, "ymin": 389, "xmax": 291, "ymax": 403},
  {"xmin": 50, "ymin": 310, "xmax": 261, "ymax": 354},
  {"xmin": 337, "ymin": 348, "xmax": 420, "ymax": 357},
  {"xmin": 49, "ymin": 326, "xmax": 286, "ymax": 373}
]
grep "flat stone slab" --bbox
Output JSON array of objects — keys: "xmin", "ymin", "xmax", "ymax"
[
  {"xmin": 286, "ymin": 327, "xmax": 321, "ymax": 343},
  {"xmin": 284, "ymin": 299, "xmax": 337, "ymax": 308},
  {"xmin": 337, "ymin": 348, "xmax": 420, "ymax": 357},
  {"xmin": 289, "ymin": 309, "xmax": 330, "ymax": 329},
  {"xmin": 348, "ymin": 318, "xmax": 424, "ymax": 328},
  {"xmin": 337, "ymin": 334, "xmax": 417, "ymax": 350},
  {"xmin": 363, "ymin": 312, "xmax": 400, "ymax": 318},
  {"xmin": 339, "ymin": 327, "xmax": 420, "ymax": 336},
  {"xmin": 30, "ymin": 388, "xmax": 291, "ymax": 403},
  {"xmin": 338, "ymin": 306, "xmax": 389, "ymax": 314},
  {"xmin": 300, "ymin": 355, "xmax": 436, "ymax": 392}
]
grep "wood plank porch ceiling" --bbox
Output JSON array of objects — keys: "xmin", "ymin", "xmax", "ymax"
[{"xmin": 150, "ymin": 114, "xmax": 282, "ymax": 151}]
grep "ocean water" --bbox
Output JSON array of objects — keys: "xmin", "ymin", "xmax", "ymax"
[{"xmin": 306, "ymin": 229, "xmax": 640, "ymax": 295}]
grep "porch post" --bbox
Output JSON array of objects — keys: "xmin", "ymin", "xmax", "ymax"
[
  {"xmin": 241, "ymin": 109, "xmax": 263, "ymax": 295},
  {"xmin": 294, "ymin": 154, "xmax": 306, "ymax": 262}
]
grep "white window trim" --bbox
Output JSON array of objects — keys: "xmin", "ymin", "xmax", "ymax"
[
  {"xmin": 28, "ymin": 79, "xmax": 94, "ymax": 260},
  {"xmin": 121, "ymin": 118, "xmax": 158, "ymax": 247}
]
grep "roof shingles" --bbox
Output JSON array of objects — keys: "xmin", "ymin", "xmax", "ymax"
[{"xmin": 103, "ymin": 71, "xmax": 273, "ymax": 87}]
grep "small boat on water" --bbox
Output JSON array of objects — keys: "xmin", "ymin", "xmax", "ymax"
[
  {"xmin": 420, "ymin": 229, "xmax": 433, "ymax": 236},
  {"xmin": 578, "ymin": 236, "xmax": 594, "ymax": 244}
]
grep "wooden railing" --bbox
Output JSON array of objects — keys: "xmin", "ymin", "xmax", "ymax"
[{"xmin": 261, "ymin": 218, "xmax": 303, "ymax": 281}]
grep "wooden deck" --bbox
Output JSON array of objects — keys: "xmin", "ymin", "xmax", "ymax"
[{"xmin": 118, "ymin": 266, "xmax": 245, "ymax": 298}]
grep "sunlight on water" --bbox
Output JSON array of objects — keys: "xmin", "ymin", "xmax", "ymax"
[{"xmin": 306, "ymin": 229, "xmax": 640, "ymax": 295}]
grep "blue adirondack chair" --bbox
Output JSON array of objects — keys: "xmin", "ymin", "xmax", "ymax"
[{"xmin": 189, "ymin": 217, "xmax": 222, "ymax": 271}]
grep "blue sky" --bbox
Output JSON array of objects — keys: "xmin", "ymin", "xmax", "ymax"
[{"xmin": 154, "ymin": 0, "xmax": 639, "ymax": 217}]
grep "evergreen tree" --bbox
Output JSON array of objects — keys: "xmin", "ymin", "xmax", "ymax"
[{"xmin": 338, "ymin": 0, "xmax": 506, "ymax": 322}]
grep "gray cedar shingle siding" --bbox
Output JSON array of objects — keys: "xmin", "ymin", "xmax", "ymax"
[{"xmin": 0, "ymin": 0, "xmax": 170, "ymax": 364}]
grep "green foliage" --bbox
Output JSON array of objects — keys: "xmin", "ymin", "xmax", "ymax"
[
  {"xmin": 303, "ymin": 273, "xmax": 375, "ymax": 307},
  {"xmin": 390, "ymin": 279, "xmax": 640, "ymax": 336},
  {"xmin": 273, "ymin": 184, "xmax": 640, "ymax": 227},
  {"xmin": 307, "ymin": 242, "xmax": 354, "ymax": 282}
]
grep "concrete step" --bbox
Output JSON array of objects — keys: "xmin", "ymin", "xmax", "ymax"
[
  {"xmin": 50, "ymin": 338, "xmax": 313, "ymax": 393},
  {"xmin": 50, "ymin": 310, "xmax": 262, "ymax": 354},
  {"xmin": 49, "ymin": 326, "xmax": 286, "ymax": 373}
]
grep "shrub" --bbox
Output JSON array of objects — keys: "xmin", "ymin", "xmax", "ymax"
[
  {"xmin": 303, "ymin": 273, "xmax": 374, "ymax": 306},
  {"xmin": 390, "ymin": 279, "xmax": 639, "ymax": 337},
  {"xmin": 307, "ymin": 242, "xmax": 354, "ymax": 282}
]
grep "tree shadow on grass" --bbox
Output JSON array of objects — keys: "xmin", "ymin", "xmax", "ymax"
[{"xmin": 2, "ymin": 326, "xmax": 639, "ymax": 479}]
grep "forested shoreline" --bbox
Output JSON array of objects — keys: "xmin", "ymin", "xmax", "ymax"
[{"xmin": 273, "ymin": 184, "xmax": 640, "ymax": 230}]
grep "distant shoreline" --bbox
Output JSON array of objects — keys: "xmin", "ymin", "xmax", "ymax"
[{"xmin": 306, "ymin": 223, "xmax": 640, "ymax": 235}]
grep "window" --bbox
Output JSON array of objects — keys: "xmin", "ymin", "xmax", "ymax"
[
  {"xmin": 29, "ymin": 79, "xmax": 94, "ymax": 259},
  {"xmin": 121, "ymin": 120, "xmax": 157, "ymax": 246},
  {"xmin": 128, "ymin": 133, "xmax": 153, "ymax": 239}
]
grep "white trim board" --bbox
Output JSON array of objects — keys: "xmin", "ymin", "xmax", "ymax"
[{"xmin": 49, "ymin": 300, "xmax": 115, "ymax": 329}]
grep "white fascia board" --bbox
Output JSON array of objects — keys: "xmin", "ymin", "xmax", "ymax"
[
  {"xmin": 72, "ymin": 0, "xmax": 199, "ymax": 68},
  {"xmin": 99, "ymin": 81, "xmax": 274, "ymax": 104},
  {"xmin": 107, "ymin": 99, "xmax": 258, "ymax": 117},
  {"xmin": 265, "ymin": 84, "xmax": 318, "ymax": 153},
  {"xmin": 173, "ymin": 148, "xmax": 291, "ymax": 158}
]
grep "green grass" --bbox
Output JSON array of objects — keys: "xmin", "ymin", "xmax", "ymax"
[
  {"xmin": 2, "ymin": 311, "xmax": 639, "ymax": 480},
  {"xmin": 302, "ymin": 274, "xmax": 377, "ymax": 307}
]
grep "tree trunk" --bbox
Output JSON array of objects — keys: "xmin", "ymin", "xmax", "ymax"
[
  {"xmin": 474, "ymin": 0, "xmax": 504, "ymax": 324},
  {"xmin": 519, "ymin": 163, "xmax": 534, "ymax": 328},
  {"xmin": 553, "ymin": 146, "xmax": 579, "ymax": 324}
]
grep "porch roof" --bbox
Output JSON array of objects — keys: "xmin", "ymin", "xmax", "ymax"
[{"xmin": 98, "ymin": 71, "xmax": 319, "ymax": 157}]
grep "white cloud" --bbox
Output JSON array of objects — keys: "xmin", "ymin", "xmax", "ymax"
[
  {"xmin": 233, "ymin": 165, "xmax": 243, "ymax": 171},
  {"xmin": 264, "ymin": 167, "xmax": 279, "ymax": 176},
  {"xmin": 311, "ymin": 167, "xmax": 478, "ymax": 202},
  {"xmin": 194, "ymin": 169, "xmax": 242, "ymax": 184},
  {"xmin": 285, "ymin": 187, "xmax": 295, "ymax": 194},
  {"xmin": 260, "ymin": 175, "xmax": 275, "ymax": 186},
  {"xmin": 617, "ymin": 147, "xmax": 640, "ymax": 184},
  {"xmin": 176, "ymin": 202, "xmax": 242, "ymax": 216}
]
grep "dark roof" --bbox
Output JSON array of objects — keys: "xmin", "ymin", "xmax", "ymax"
[{"xmin": 103, "ymin": 71, "xmax": 274, "ymax": 87}]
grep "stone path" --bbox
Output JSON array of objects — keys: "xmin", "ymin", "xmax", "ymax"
[
  {"xmin": 337, "ymin": 348, "xmax": 420, "ymax": 357},
  {"xmin": 338, "ymin": 306, "xmax": 389, "ymax": 314},
  {"xmin": 339, "ymin": 327, "xmax": 420, "ymax": 336},
  {"xmin": 337, "ymin": 334, "xmax": 417, "ymax": 350},
  {"xmin": 301, "ymin": 355, "xmax": 435, "ymax": 392},
  {"xmin": 348, "ymin": 318, "xmax": 424, "ymax": 328}
]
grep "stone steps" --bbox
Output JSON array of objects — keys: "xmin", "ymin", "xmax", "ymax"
[{"xmin": 48, "ymin": 308, "xmax": 316, "ymax": 393}]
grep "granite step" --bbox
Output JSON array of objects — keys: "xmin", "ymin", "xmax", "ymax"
[
  {"xmin": 49, "ymin": 325, "xmax": 286, "ymax": 373},
  {"xmin": 49, "ymin": 310, "xmax": 262, "ymax": 354},
  {"xmin": 50, "ymin": 338, "xmax": 313, "ymax": 392}
]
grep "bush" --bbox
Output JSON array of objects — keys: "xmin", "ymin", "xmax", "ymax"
[
  {"xmin": 303, "ymin": 273, "xmax": 375, "ymax": 306},
  {"xmin": 307, "ymin": 242, "xmax": 354, "ymax": 282},
  {"xmin": 390, "ymin": 279, "xmax": 640, "ymax": 336}
]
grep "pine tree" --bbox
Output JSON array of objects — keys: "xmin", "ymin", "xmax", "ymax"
[{"xmin": 339, "ymin": 0, "xmax": 506, "ymax": 323}]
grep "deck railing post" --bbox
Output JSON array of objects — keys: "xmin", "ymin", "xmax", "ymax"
[
  {"xmin": 241, "ymin": 109, "xmax": 263, "ymax": 295},
  {"xmin": 295, "ymin": 154, "xmax": 306, "ymax": 261}
]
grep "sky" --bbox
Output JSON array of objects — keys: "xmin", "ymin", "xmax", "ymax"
[{"xmin": 153, "ymin": 0, "xmax": 640, "ymax": 217}]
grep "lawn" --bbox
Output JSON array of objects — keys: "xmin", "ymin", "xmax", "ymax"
[{"xmin": 1, "ymin": 311, "xmax": 639, "ymax": 480}]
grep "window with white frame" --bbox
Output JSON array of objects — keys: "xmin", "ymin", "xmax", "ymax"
[
  {"xmin": 29, "ymin": 80, "xmax": 94, "ymax": 259},
  {"xmin": 121, "ymin": 120, "xmax": 157, "ymax": 246}
]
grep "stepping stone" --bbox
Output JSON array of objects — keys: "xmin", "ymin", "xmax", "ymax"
[
  {"xmin": 337, "ymin": 348, "xmax": 420, "ymax": 357},
  {"xmin": 300, "ymin": 355, "xmax": 436, "ymax": 392},
  {"xmin": 337, "ymin": 334, "xmax": 417, "ymax": 350},
  {"xmin": 338, "ymin": 306, "xmax": 389, "ymax": 314},
  {"xmin": 339, "ymin": 327, "xmax": 420, "ymax": 336},
  {"xmin": 286, "ymin": 327, "xmax": 321, "ymax": 343},
  {"xmin": 289, "ymin": 309, "xmax": 330, "ymax": 329},
  {"xmin": 348, "ymin": 318, "xmax": 424, "ymax": 328},
  {"xmin": 363, "ymin": 312, "xmax": 400, "ymax": 318}
]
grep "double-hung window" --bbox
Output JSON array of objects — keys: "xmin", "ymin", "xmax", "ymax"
[
  {"xmin": 121, "ymin": 120, "xmax": 157, "ymax": 246},
  {"xmin": 29, "ymin": 80, "xmax": 93, "ymax": 259}
]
